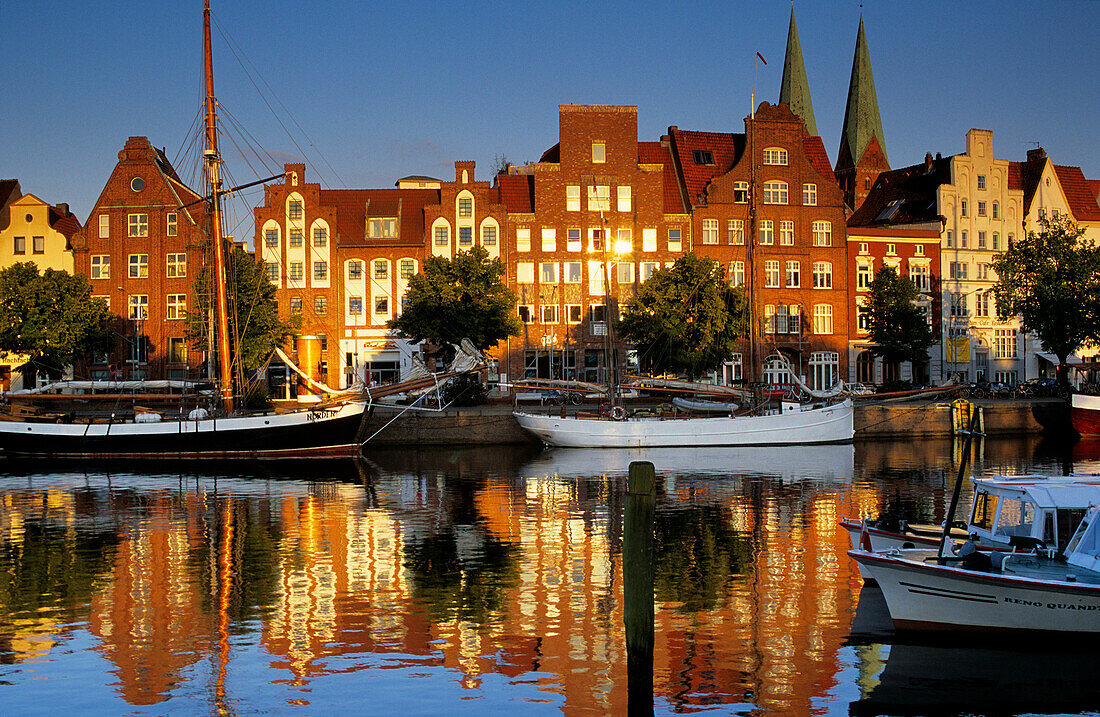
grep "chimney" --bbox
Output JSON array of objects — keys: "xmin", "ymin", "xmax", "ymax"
[
  {"xmin": 55, "ymin": 203, "xmax": 69, "ymax": 216},
  {"xmin": 1027, "ymin": 147, "xmax": 1047, "ymax": 163},
  {"xmin": 924, "ymin": 153, "xmax": 933, "ymax": 173}
]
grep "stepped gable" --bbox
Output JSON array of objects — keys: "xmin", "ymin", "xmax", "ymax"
[
  {"xmin": 666, "ymin": 128, "xmax": 745, "ymax": 208},
  {"xmin": 848, "ymin": 154, "xmax": 953, "ymax": 227},
  {"xmin": 779, "ymin": 8, "xmax": 818, "ymax": 136},
  {"xmin": 637, "ymin": 140, "xmax": 684, "ymax": 214},
  {"xmin": 324, "ymin": 188, "xmax": 438, "ymax": 247}
]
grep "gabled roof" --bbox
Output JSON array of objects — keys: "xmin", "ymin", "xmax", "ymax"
[
  {"xmin": 1053, "ymin": 164, "xmax": 1100, "ymax": 222},
  {"xmin": 0, "ymin": 180, "xmax": 19, "ymax": 210},
  {"xmin": 848, "ymin": 155, "xmax": 953, "ymax": 227},
  {"xmin": 10, "ymin": 192, "xmax": 82, "ymax": 238},
  {"xmin": 538, "ymin": 143, "xmax": 560, "ymax": 163},
  {"xmin": 802, "ymin": 136, "xmax": 835, "ymax": 181},
  {"xmin": 637, "ymin": 140, "xmax": 684, "ymax": 214},
  {"xmin": 321, "ymin": 188, "xmax": 438, "ymax": 247},
  {"xmin": 779, "ymin": 9, "xmax": 818, "ymax": 136},
  {"xmin": 837, "ymin": 16, "xmax": 888, "ymax": 170},
  {"xmin": 495, "ymin": 174, "xmax": 535, "ymax": 213},
  {"xmin": 666, "ymin": 128, "xmax": 745, "ymax": 207}
]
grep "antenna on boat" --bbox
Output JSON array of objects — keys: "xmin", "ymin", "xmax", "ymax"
[{"xmin": 204, "ymin": 0, "xmax": 235, "ymax": 415}]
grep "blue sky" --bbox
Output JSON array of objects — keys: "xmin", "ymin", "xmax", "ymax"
[{"xmin": 6, "ymin": 0, "xmax": 1099, "ymax": 228}]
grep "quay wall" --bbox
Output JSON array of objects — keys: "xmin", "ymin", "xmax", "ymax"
[{"xmin": 360, "ymin": 399, "xmax": 1072, "ymax": 447}]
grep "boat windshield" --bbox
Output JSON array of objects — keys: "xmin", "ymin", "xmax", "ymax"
[
  {"xmin": 970, "ymin": 491, "xmax": 998, "ymax": 531},
  {"xmin": 1066, "ymin": 513, "xmax": 1095, "ymax": 556},
  {"xmin": 993, "ymin": 498, "xmax": 1035, "ymax": 539},
  {"xmin": 1057, "ymin": 508, "xmax": 1088, "ymax": 550}
]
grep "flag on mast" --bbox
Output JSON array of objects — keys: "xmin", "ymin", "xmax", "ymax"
[{"xmin": 756, "ymin": 52, "xmax": 767, "ymax": 65}]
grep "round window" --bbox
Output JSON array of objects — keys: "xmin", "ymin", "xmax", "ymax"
[
  {"xmin": 131, "ymin": 177, "xmax": 145, "ymax": 192},
  {"xmin": 25, "ymin": 214, "xmax": 33, "ymax": 223}
]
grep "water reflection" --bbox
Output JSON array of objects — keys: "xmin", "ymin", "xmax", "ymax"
[{"xmin": 0, "ymin": 437, "xmax": 1093, "ymax": 715}]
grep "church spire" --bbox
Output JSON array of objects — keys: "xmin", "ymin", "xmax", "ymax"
[
  {"xmin": 779, "ymin": 8, "xmax": 818, "ymax": 136},
  {"xmin": 835, "ymin": 15, "xmax": 890, "ymax": 210}
]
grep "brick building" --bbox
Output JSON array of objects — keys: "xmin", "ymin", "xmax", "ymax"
[{"xmin": 71, "ymin": 137, "xmax": 208, "ymax": 380}]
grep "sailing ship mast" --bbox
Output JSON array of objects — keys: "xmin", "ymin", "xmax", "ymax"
[
  {"xmin": 203, "ymin": 0, "xmax": 235, "ymax": 414},
  {"xmin": 746, "ymin": 63, "xmax": 761, "ymax": 386}
]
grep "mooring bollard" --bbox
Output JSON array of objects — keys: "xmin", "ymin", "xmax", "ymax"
[{"xmin": 624, "ymin": 460, "xmax": 655, "ymax": 716}]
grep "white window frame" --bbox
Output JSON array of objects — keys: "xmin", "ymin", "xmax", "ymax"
[
  {"xmin": 803, "ymin": 183, "xmax": 817, "ymax": 206},
  {"xmin": 128, "ymin": 213, "xmax": 148, "ymax": 237},
  {"xmin": 166, "ymin": 294, "xmax": 186, "ymax": 320},
  {"xmin": 813, "ymin": 304, "xmax": 833, "ymax": 335},
  {"xmin": 812, "ymin": 221, "xmax": 832, "ymax": 247},
  {"xmin": 728, "ymin": 219, "xmax": 744, "ymax": 245},
  {"xmin": 566, "ymin": 185, "xmax": 581, "ymax": 211},
  {"xmin": 762, "ymin": 181, "xmax": 788, "ymax": 204},
  {"xmin": 813, "ymin": 261, "xmax": 833, "ymax": 289},
  {"xmin": 617, "ymin": 186, "xmax": 631, "ymax": 212},
  {"xmin": 779, "ymin": 220, "xmax": 794, "ymax": 246}
]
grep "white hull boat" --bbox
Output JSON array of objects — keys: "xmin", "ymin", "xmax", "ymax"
[{"xmin": 514, "ymin": 399, "xmax": 853, "ymax": 448}]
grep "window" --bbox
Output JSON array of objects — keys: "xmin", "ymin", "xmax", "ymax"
[
  {"xmin": 978, "ymin": 201, "xmax": 987, "ymax": 217},
  {"xmin": 774, "ymin": 304, "xmax": 789, "ymax": 334},
  {"xmin": 616, "ymin": 262, "xmax": 634, "ymax": 284},
  {"xmin": 762, "ymin": 181, "xmax": 788, "ymax": 204},
  {"xmin": 977, "ymin": 175, "xmax": 986, "ymax": 190},
  {"xmin": 289, "ymin": 262, "xmax": 303, "ymax": 281},
  {"xmin": 482, "ymin": 225, "xmax": 497, "ymax": 247},
  {"xmin": 812, "ymin": 221, "xmax": 832, "ymax": 247},
  {"xmin": 803, "ymin": 183, "xmax": 817, "ymax": 206},
  {"xmin": 762, "ymin": 147, "xmax": 788, "ymax": 165},
  {"xmin": 167, "ymin": 253, "xmax": 186, "ymax": 278},
  {"xmin": 978, "ymin": 231, "xmax": 987, "ymax": 249},
  {"xmin": 288, "ymin": 200, "xmax": 303, "ymax": 219},
  {"xmin": 915, "ymin": 244, "xmax": 925, "ymax": 256},
  {"xmin": 566, "ymin": 185, "xmax": 580, "ymax": 211},
  {"xmin": 810, "ymin": 352, "xmax": 840, "ymax": 390},
  {"xmin": 993, "ymin": 233, "xmax": 1000, "ymax": 251},
  {"xmin": 616, "ymin": 228, "xmax": 632, "ymax": 253},
  {"xmin": 588, "ymin": 185, "xmax": 611, "ymax": 211},
  {"xmin": 313, "ymin": 227, "xmax": 327, "ymax": 246},
  {"xmin": 886, "ymin": 243, "xmax": 896, "ymax": 254},
  {"xmin": 167, "ymin": 337, "xmax": 188, "ymax": 364},
  {"xmin": 995, "ymin": 329, "xmax": 1018, "ymax": 359},
  {"xmin": 289, "ymin": 297, "xmax": 302, "ymax": 314},
  {"xmin": 166, "ymin": 294, "xmax": 186, "ymax": 320},
  {"xmin": 374, "ymin": 260, "xmax": 388, "ymax": 280},
  {"xmin": 640, "ymin": 262, "xmax": 658, "ymax": 282},
  {"xmin": 702, "ymin": 219, "xmax": 719, "ymax": 244},
  {"xmin": 518, "ymin": 305, "xmax": 534, "ymax": 323},
  {"xmin": 668, "ymin": 228, "xmax": 682, "ymax": 252},
  {"xmin": 349, "ymin": 296, "xmax": 363, "ymax": 315},
  {"xmin": 128, "ymin": 295, "xmax": 149, "ymax": 320},
  {"xmin": 99, "ymin": 215, "xmax": 109, "ymax": 238},
  {"xmin": 813, "ymin": 261, "xmax": 832, "ymax": 289},
  {"xmin": 992, "ymin": 202, "xmax": 999, "ymax": 219},
  {"xmin": 566, "ymin": 304, "xmax": 583, "ymax": 323},
  {"xmin": 950, "ymin": 261, "xmax": 968, "ymax": 280},
  {"xmin": 910, "ymin": 264, "xmax": 930, "ymax": 292},
  {"xmin": 961, "ymin": 230, "xmax": 968, "ymax": 248},
  {"xmin": 541, "ymin": 305, "xmax": 559, "ymax": 324},
  {"xmin": 857, "ymin": 263, "xmax": 872, "ymax": 290},
  {"xmin": 348, "ymin": 261, "xmax": 363, "ymax": 280},
  {"xmin": 517, "ymin": 262, "xmax": 534, "ymax": 283},
  {"xmin": 592, "ymin": 142, "xmax": 605, "ymax": 163},
  {"xmin": 589, "ymin": 228, "xmax": 605, "ymax": 252},
  {"xmin": 617, "ymin": 186, "xmax": 631, "ymax": 212},
  {"xmin": 166, "ymin": 213, "xmax": 177, "ymax": 236},
  {"xmin": 960, "ymin": 199, "xmax": 967, "ymax": 217},
  {"xmin": 314, "ymin": 261, "xmax": 327, "ymax": 280},
  {"xmin": 764, "ymin": 304, "xmax": 775, "ymax": 333},
  {"xmin": 565, "ymin": 262, "xmax": 582, "ymax": 283},
  {"xmin": 946, "ymin": 230, "xmax": 953, "ymax": 248},
  {"xmin": 975, "ymin": 290, "xmax": 990, "ymax": 318},
  {"xmin": 128, "ymin": 213, "xmax": 148, "ymax": 237},
  {"xmin": 290, "ymin": 228, "xmax": 303, "ymax": 247},
  {"xmin": 734, "ymin": 182, "xmax": 749, "ymax": 203},
  {"xmin": 729, "ymin": 261, "xmax": 745, "ymax": 287},
  {"xmin": 459, "ymin": 227, "xmax": 473, "ymax": 247},
  {"xmin": 90, "ymin": 255, "xmax": 110, "ymax": 279},
  {"xmin": 859, "ymin": 242, "xmax": 869, "ymax": 254},
  {"xmin": 541, "ymin": 227, "xmax": 556, "ymax": 252},
  {"xmin": 540, "ymin": 262, "xmax": 559, "ymax": 283},
  {"xmin": 397, "ymin": 259, "xmax": 414, "ymax": 280},
  {"xmin": 779, "ymin": 220, "xmax": 794, "ymax": 246},
  {"xmin": 374, "ymin": 296, "xmax": 389, "ymax": 315},
  {"xmin": 813, "ymin": 304, "xmax": 833, "ymax": 334},
  {"xmin": 314, "ymin": 296, "xmax": 327, "ymax": 315},
  {"xmin": 516, "ymin": 227, "xmax": 530, "ymax": 251},
  {"xmin": 857, "ymin": 301, "xmax": 871, "ymax": 332},
  {"xmin": 785, "ymin": 260, "xmax": 800, "ymax": 288},
  {"xmin": 727, "ymin": 220, "xmax": 744, "ymax": 245},
  {"xmin": 128, "ymin": 254, "xmax": 148, "ymax": 278},
  {"xmin": 265, "ymin": 262, "xmax": 279, "ymax": 282},
  {"xmin": 368, "ymin": 218, "xmax": 397, "ymax": 238},
  {"xmin": 458, "ymin": 197, "xmax": 472, "ymax": 217},
  {"xmin": 1008, "ymin": 232, "xmax": 1015, "ymax": 248},
  {"xmin": 764, "ymin": 260, "xmax": 780, "ymax": 288},
  {"xmin": 265, "ymin": 228, "xmax": 278, "ymax": 247},
  {"xmin": 787, "ymin": 304, "xmax": 801, "ymax": 334},
  {"xmin": 758, "ymin": 220, "xmax": 774, "ymax": 245},
  {"xmin": 566, "ymin": 228, "xmax": 582, "ymax": 252},
  {"xmin": 435, "ymin": 225, "xmax": 450, "ymax": 246},
  {"xmin": 950, "ymin": 292, "xmax": 968, "ymax": 317},
  {"xmin": 692, "ymin": 150, "xmax": 715, "ymax": 165},
  {"xmin": 28, "ymin": 236, "xmax": 43, "ymax": 254},
  {"xmin": 642, "ymin": 227, "xmax": 656, "ymax": 252}
]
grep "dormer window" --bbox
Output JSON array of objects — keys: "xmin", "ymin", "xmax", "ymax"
[
  {"xmin": 368, "ymin": 218, "xmax": 397, "ymax": 238},
  {"xmin": 692, "ymin": 150, "xmax": 715, "ymax": 165},
  {"xmin": 762, "ymin": 148, "xmax": 787, "ymax": 166}
]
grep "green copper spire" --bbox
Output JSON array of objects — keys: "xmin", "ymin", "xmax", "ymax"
[
  {"xmin": 839, "ymin": 15, "xmax": 888, "ymax": 166},
  {"xmin": 779, "ymin": 8, "xmax": 818, "ymax": 136}
]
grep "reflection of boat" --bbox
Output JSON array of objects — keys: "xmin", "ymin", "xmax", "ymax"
[
  {"xmin": 851, "ymin": 641, "xmax": 1100, "ymax": 716},
  {"xmin": 849, "ymin": 504, "xmax": 1100, "ymax": 635},
  {"xmin": 1072, "ymin": 393, "xmax": 1100, "ymax": 436},
  {"xmin": 513, "ymin": 399, "xmax": 853, "ymax": 448},
  {"xmin": 841, "ymin": 474, "xmax": 1100, "ymax": 554},
  {"xmin": 516, "ymin": 443, "xmax": 855, "ymax": 482}
]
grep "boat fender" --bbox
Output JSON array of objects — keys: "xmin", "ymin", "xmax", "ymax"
[
  {"xmin": 189, "ymin": 407, "xmax": 210, "ymax": 420},
  {"xmin": 610, "ymin": 405, "xmax": 626, "ymax": 421},
  {"xmin": 135, "ymin": 412, "xmax": 162, "ymax": 423}
]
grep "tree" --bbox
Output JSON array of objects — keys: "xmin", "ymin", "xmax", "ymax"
[
  {"xmin": 991, "ymin": 216, "xmax": 1100, "ymax": 387},
  {"xmin": 865, "ymin": 265, "xmax": 935, "ymax": 368},
  {"xmin": 388, "ymin": 245, "xmax": 521, "ymax": 352},
  {"xmin": 618, "ymin": 253, "xmax": 747, "ymax": 380},
  {"xmin": 187, "ymin": 245, "xmax": 295, "ymax": 389},
  {"xmin": 0, "ymin": 262, "xmax": 112, "ymax": 380}
]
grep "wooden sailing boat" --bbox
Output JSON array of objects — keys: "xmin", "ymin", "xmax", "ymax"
[{"xmin": 0, "ymin": 1, "xmax": 370, "ymax": 459}]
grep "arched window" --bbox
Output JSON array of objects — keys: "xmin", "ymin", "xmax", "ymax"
[{"xmin": 762, "ymin": 147, "xmax": 788, "ymax": 166}]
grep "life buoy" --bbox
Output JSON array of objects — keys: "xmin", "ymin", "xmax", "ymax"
[{"xmin": 609, "ymin": 405, "xmax": 626, "ymax": 421}]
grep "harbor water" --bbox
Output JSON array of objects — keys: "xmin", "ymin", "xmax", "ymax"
[{"xmin": 2, "ymin": 437, "xmax": 1099, "ymax": 715}]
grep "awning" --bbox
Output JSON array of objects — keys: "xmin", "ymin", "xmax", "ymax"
[{"xmin": 1035, "ymin": 352, "xmax": 1083, "ymax": 365}]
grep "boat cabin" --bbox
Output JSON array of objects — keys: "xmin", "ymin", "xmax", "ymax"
[
  {"xmin": 1067, "ymin": 507, "xmax": 1100, "ymax": 573},
  {"xmin": 968, "ymin": 475, "xmax": 1100, "ymax": 552}
]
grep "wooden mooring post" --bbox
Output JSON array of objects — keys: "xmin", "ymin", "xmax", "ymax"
[{"xmin": 624, "ymin": 461, "xmax": 655, "ymax": 716}]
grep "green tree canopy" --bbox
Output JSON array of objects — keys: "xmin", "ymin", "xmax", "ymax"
[
  {"xmin": 187, "ymin": 245, "xmax": 295, "ymax": 384},
  {"xmin": 991, "ymin": 216, "xmax": 1100, "ymax": 384},
  {"xmin": 865, "ymin": 265, "xmax": 935, "ymax": 367},
  {"xmin": 618, "ymin": 253, "xmax": 747, "ymax": 380},
  {"xmin": 388, "ymin": 245, "xmax": 521, "ymax": 351},
  {"xmin": 0, "ymin": 262, "xmax": 112, "ymax": 379}
]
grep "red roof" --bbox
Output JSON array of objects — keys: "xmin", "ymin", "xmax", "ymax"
[
  {"xmin": 50, "ymin": 209, "xmax": 82, "ymax": 239},
  {"xmin": 495, "ymin": 174, "xmax": 534, "ymax": 213},
  {"xmin": 637, "ymin": 140, "xmax": 684, "ymax": 214},
  {"xmin": 1088, "ymin": 179, "xmax": 1100, "ymax": 205},
  {"xmin": 1009, "ymin": 158, "xmax": 1044, "ymax": 214},
  {"xmin": 321, "ymin": 188, "xmax": 438, "ymax": 247},
  {"xmin": 1053, "ymin": 164, "xmax": 1100, "ymax": 222},
  {"xmin": 666, "ymin": 128, "xmax": 745, "ymax": 207},
  {"xmin": 802, "ymin": 136, "xmax": 835, "ymax": 181}
]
